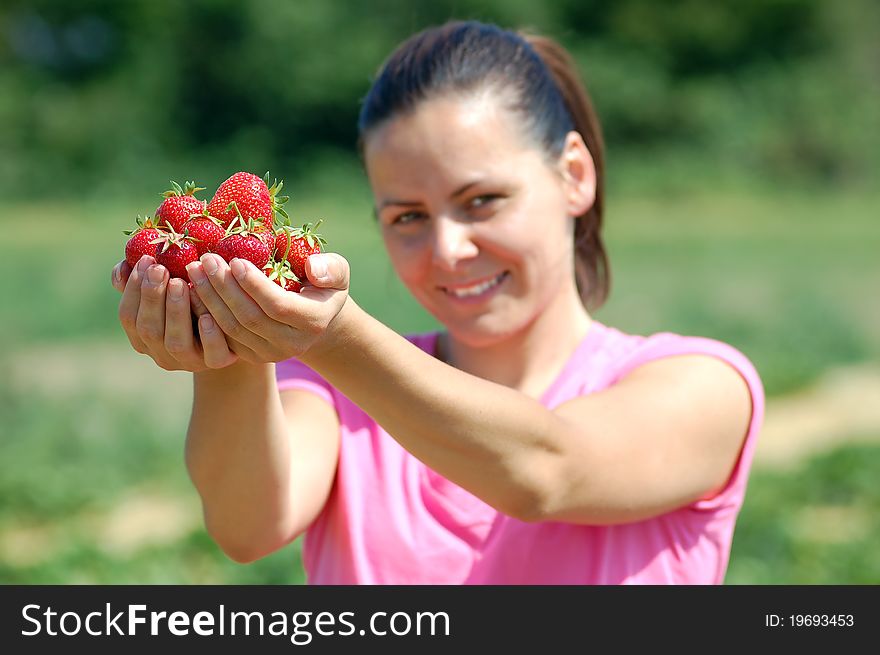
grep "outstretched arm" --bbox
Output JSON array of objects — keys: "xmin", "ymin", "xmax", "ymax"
[
  {"xmin": 192, "ymin": 253, "xmax": 753, "ymax": 524},
  {"xmin": 305, "ymin": 301, "xmax": 753, "ymax": 524}
]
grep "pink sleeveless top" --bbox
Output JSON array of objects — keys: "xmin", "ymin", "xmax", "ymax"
[{"xmin": 275, "ymin": 320, "xmax": 764, "ymax": 584}]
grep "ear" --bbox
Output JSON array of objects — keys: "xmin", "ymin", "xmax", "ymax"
[{"xmin": 557, "ymin": 131, "xmax": 597, "ymax": 217}]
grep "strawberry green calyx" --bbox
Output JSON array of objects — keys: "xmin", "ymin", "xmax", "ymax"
[
  {"xmin": 124, "ymin": 217, "xmax": 164, "ymax": 268},
  {"xmin": 280, "ymin": 219, "xmax": 327, "ymax": 256},
  {"xmin": 149, "ymin": 225, "xmax": 197, "ymax": 255},
  {"xmin": 152, "ymin": 226, "xmax": 201, "ymax": 281},
  {"xmin": 180, "ymin": 226, "xmax": 202, "ymax": 245},
  {"xmin": 263, "ymin": 256, "xmax": 304, "ymax": 292},
  {"xmin": 295, "ymin": 219, "xmax": 326, "ymax": 250},
  {"xmin": 275, "ymin": 218, "xmax": 327, "ymax": 257},
  {"xmin": 189, "ymin": 204, "xmax": 225, "ymax": 226},
  {"xmin": 123, "ymin": 214, "xmax": 166, "ymax": 236},
  {"xmin": 223, "ymin": 200, "xmax": 248, "ymax": 232},
  {"xmin": 263, "ymin": 171, "xmax": 290, "ymax": 221},
  {"xmin": 264, "ymin": 258, "xmax": 301, "ymax": 284},
  {"xmin": 273, "ymin": 218, "xmax": 327, "ymax": 280},
  {"xmin": 224, "ymin": 201, "xmax": 272, "ymax": 239},
  {"xmin": 162, "ymin": 180, "xmax": 206, "ymax": 199},
  {"xmin": 183, "ymin": 213, "xmax": 226, "ymax": 256}
]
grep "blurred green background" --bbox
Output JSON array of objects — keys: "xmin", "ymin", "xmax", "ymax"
[{"xmin": 1, "ymin": 0, "xmax": 878, "ymax": 584}]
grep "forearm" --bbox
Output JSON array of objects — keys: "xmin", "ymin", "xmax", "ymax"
[
  {"xmin": 185, "ymin": 361, "xmax": 295, "ymax": 560},
  {"xmin": 302, "ymin": 300, "xmax": 565, "ymax": 518}
]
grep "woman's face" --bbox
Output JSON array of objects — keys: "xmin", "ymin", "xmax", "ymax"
[{"xmin": 363, "ymin": 93, "xmax": 589, "ymax": 347}]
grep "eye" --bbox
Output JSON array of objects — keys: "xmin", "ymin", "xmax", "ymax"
[
  {"xmin": 468, "ymin": 194, "xmax": 501, "ymax": 209},
  {"xmin": 391, "ymin": 210, "xmax": 427, "ymax": 226},
  {"xmin": 464, "ymin": 194, "xmax": 505, "ymax": 217}
]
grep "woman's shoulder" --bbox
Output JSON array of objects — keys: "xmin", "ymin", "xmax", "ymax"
[
  {"xmin": 588, "ymin": 321, "xmax": 765, "ymax": 514},
  {"xmin": 605, "ymin": 327, "xmax": 760, "ymax": 386},
  {"xmin": 587, "ymin": 320, "xmax": 761, "ymax": 389},
  {"xmin": 566, "ymin": 321, "xmax": 763, "ymax": 433},
  {"xmin": 588, "ymin": 321, "xmax": 764, "ymax": 446}
]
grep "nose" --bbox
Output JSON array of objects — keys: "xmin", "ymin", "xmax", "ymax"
[{"xmin": 431, "ymin": 215, "xmax": 479, "ymax": 271}]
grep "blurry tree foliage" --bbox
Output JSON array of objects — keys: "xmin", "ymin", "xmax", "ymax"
[{"xmin": 0, "ymin": 0, "xmax": 877, "ymax": 196}]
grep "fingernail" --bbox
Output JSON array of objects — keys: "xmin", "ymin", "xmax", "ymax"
[
  {"xmin": 112, "ymin": 265, "xmax": 121, "ymax": 286},
  {"xmin": 230, "ymin": 258, "xmax": 247, "ymax": 281},
  {"xmin": 187, "ymin": 263, "xmax": 206, "ymax": 285},
  {"xmin": 309, "ymin": 254, "xmax": 329, "ymax": 281},
  {"xmin": 199, "ymin": 314, "xmax": 215, "ymax": 333},
  {"xmin": 137, "ymin": 255, "xmax": 153, "ymax": 274},
  {"xmin": 168, "ymin": 279, "xmax": 184, "ymax": 300},
  {"xmin": 201, "ymin": 255, "xmax": 219, "ymax": 276},
  {"xmin": 147, "ymin": 265, "xmax": 165, "ymax": 286}
]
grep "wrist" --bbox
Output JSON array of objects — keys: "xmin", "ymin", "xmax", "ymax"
[
  {"xmin": 299, "ymin": 295, "xmax": 363, "ymax": 369},
  {"xmin": 193, "ymin": 359, "xmax": 275, "ymax": 387}
]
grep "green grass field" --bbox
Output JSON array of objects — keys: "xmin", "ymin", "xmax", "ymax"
[{"xmin": 1, "ymin": 169, "xmax": 878, "ymax": 584}]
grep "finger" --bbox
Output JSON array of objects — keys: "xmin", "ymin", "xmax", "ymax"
[
  {"xmin": 197, "ymin": 314, "xmax": 238, "ymax": 369},
  {"xmin": 135, "ymin": 264, "xmax": 169, "ymax": 353},
  {"xmin": 228, "ymin": 257, "xmax": 294, "ymax": 322},
  {"xmin": 189, "ymin": 282, "xmax": 239, "ymax": 356},
  {"xmin": 305, "ymin": 253, "xmax": 350, "ymax": 291},
  {"xmin": 111, "ymin": 261, "xmax": 131, "ymax": 294},
  {"xmin": 229, "ymin": 256, "xmax": 338, "ymax": 317},
  {"xmin": 225, "ymin": 338, "xmax": 264, "ymax": 363},
  {"xmin": 231, "ymin": 257, "xmax": 347, "ymax": 339},
  {"xmin": 204, "ymin": 255, "xmax": 294, "ymax": 345},
  {"xmin": 164, "ymin": 278, "xmax": 203, "ymax": 368},
  {"xmin": 118, "ymin": 255, "xmax": 153, "ymax": 353},
  {"xmin": 187, "ymin": 279, "xmax": 260, "ymax": 363},
  {"xmin": 189, "ymin": 282, "xmax": 210, "ymax": 317},
  {"xmin": 186, "ymin": 256, "xmax": 275, "ymax": 352}
]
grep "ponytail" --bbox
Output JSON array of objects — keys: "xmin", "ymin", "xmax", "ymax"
[{"xmin": 520, "ymin": 32, "xmax": 610, "ymax": 310}]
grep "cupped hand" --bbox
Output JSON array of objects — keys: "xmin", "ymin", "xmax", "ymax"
[
  {"xmin": 112, "ymin": 256, "xmax": 241, "ymax": 371},
  {"xmin": 183, "ymin": 251, "xmax": 351, "ymax": 364}
]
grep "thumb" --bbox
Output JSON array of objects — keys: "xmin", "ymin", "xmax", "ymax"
[{"xmin": 306, "ymin": 253, "xmax": 350, "ymax": 291}]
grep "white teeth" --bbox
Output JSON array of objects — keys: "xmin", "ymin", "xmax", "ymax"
[{"xmin": 447, "ymin": 273, "xmax": 506, "ymax": 298}]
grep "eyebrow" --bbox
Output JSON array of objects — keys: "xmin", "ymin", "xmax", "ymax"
[{"xmin": 377, "ymin": 180, "xmax": 483, "ymax": 211}]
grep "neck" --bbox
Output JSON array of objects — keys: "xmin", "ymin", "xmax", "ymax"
[{"xmin": 438, "ymin": 287, "xmax": 593, "ymax": 399}]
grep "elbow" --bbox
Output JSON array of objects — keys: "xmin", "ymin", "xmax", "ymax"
[
  {"xmin": 203, "ymin": 514, "xmax": 295, "ymax": 564},
  {"xmin": 205, "ymin": 522, "xmax": 264, "ymax": 564},
  {"xmin": 499, "ymin": 456, "xmax": 561, "ymax": 523},
  {"xmin": 504, "ymin": 493, "xmax": 551, "ymax": 524},
  {"xmin": 218, "ymin": 542, "xmax": 263, "ymax": 565},
  {"xmin": 209, "ymin": 529, "xmax": 283, "ymax": 564},
  {"xmin": 496, "ymin": 476, "xmax": 554, "ymax": 524}
]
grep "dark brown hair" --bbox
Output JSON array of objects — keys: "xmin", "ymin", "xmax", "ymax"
[{"xmin": 358, "ymin": 21, "xmax": 610, "ymax": 310}]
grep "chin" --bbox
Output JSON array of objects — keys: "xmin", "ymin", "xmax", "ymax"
[
  {"xmin": 442, "ymin": 312, "xmax": 530, "ymax": 349},
  {"xmin": 413, "ymin": 285, "xmax": 535, "ymax": 347}
]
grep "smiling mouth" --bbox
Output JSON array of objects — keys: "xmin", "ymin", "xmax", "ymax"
[{"xmin": 440, "ymin": 271, "xmax": 509, "ymax": 298}]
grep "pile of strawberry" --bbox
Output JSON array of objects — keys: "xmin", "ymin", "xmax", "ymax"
[{"xmin": 124, "ymin": 171, "xmax": 325, "ymax": 292}]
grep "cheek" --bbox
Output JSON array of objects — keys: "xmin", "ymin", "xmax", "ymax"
[
  {"xmin": 500, "ymin": 207, "xmax": 574, "ymax": 285},
  {"xmin": 382, "ymin": 234, "xmax": 429, "ymax": 283},
  {"xmin": 486, "ymin": 208, "xmax": 564, "ymax": 266}
]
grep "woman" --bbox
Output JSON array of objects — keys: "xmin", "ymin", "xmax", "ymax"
[{"xmin": 112, "ymin": 21, "xmax": 763, "ymax": 584}]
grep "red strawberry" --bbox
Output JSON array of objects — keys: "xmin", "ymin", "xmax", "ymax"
[
  {"xmin": 123, "ymin": 215, "xmax": 166, "ymax": 268},
  {"xmin": 274, "ymin": 220, "xmax": 326, "ymax": 280},
  {"xmin": 263, "ymin": 259, "xmax": 303, "ymax": 293},
  {"xmin": 182, "ymin": 214, "xmax": 225, "ymax": 257},
  {"xmin": 154, "ymin": 180, "xmax": 207, "ymax": 232},
  {"xmin": 215, "ymin": 217, "xmax": 272, "ymax": 269},
  {"xmin": 206, "ymin": 171, "xmax": 288, "ymax": 227},
  {"xmin": 153, "ymin": 230, "xmax": 200, "ymax": 281}
]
